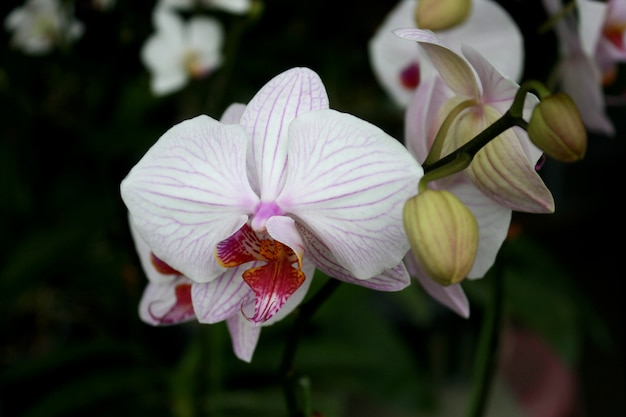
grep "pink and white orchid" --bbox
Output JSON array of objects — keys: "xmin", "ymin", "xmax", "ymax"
[
  {"xmin": 542, "ymin": 0, "xmax": 616, "ymax": 135},
  {"xmin": 394, "ymin": 29, "xmax": 554, "ymax": 317},
  {"xmin": 121, "ymin": 67, "xmax": 423, "ymax": 360},
  {"xmin": 368, "ymin": 0, "xmax": 524, "ymax": 108},
  {"xmin": 140, "ymin": 8, "xmax": 224, "ymax": 96}
]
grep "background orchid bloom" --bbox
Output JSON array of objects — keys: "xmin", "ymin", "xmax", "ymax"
[
  {"xmin": 395, "ymin": 29, "xmax": 554, "ymax": 317},
  {"xmin": 368, "ymin": 0, "xmax": 523, "ymax": 108},
  {"xmin": 594, "ymin": 0, "xmax": 626, "ymax": 81},
  {"xmin": 121, "ymin": 67, "xmax": 423, "ymax": 351},
  {"xmin": 156, "ymin": 0, "xmax": 252, "ymax": 15},
  {"xmin": 4, "ymin": 0, "xmax": 84, "ymax": 55},
  {"xmin": 542, "ymin": 0, "xmax": 615, "ymax": 135},
  {"xmin": 140, "ymin": 7, "xmax": 224, "ymax": 96}
]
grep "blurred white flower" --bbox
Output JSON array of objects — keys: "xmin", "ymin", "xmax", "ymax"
[
  {"xmin": 157, "ymin": 0, "xmax": 252, "ymax": 15},
  {"xmin": 4, "ymin": 0, "xmax": 84, "ymax": 55},
  {"xmin": 140, "ymin": 8, "xmax": 224, "ymax": 96}
]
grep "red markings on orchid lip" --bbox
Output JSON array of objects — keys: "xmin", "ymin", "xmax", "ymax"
[
  {"xmin": 150, "ymin": 252, "xmax": 182, "ymax": 275},
  {"xmin": 400, "ymin": 62, "xmax": 420, "ymax": 90},
  {"xmin": 216, "ymin": 224, "xmax": 305, "ymax": 324},
  {"xmin": 604, "ymin": 26, "xmax": 625, "ymax": 50},
  {"xmin": 148, "ymin": 282, "xmax": 195, "ymax": 324}
]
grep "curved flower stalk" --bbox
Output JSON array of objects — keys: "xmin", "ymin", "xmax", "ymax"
[
  {"xmin": 140, "ymin": 7, "xmax": 224, "ymax": 96},
  {"xmin": 542, "ymin": 0, "xmax": 616, "ymax": 135},
  {"xmin": 121, "ymin": 67, "xmax": 423, "ymax": 360},
  {"xmin": 395, "ymin": 29, "xmax": 554, "ymax": 317},
  {"xmin": 368, "ymin": 0, "xmax": 523, "ymax": 108},
  {"xmin": 4, "ymin": 0, "xmax": 84, "ymax": 55}
]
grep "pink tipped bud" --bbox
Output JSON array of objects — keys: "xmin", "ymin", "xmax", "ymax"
[
  {"xmin": 527, "ymin": 92, "xmax": 587, "ymax": 163},
  {"xmin": 415, "ymin": 0, "xmax": 472, "ymax": 32},
  {"xmin": 403, "ymin": 189, "xmax": 478, "ymax": 286}
]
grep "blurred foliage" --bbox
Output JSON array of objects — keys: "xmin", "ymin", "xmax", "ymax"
[{"xmin": 1, "ymin": 0, "xmax": 624, "ymax": 416}]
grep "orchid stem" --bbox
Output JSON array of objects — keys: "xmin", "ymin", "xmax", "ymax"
[
  {"xmin": 281, "ymin": 278, "xmax": 342, "ymax": 417},
  {"xmin": 422, "ymin": 110, "xmax": 527, "ymax": 175},
  {"xmin": 465, "ymin": 245, "xmax": 506, "ymax": 417}
]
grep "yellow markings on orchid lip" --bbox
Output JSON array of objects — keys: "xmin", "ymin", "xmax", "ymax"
[{"xmin": 215, "ymin": 224, "xmax": 306, "ymax": 324}]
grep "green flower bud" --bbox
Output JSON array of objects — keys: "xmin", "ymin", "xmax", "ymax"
[
  {"xmin": 403, "ymin": 189, "xmax": 478, "ymax": 286},
  {"xmin": 527, "ymin": 92, "xmax": 587, "ymax": 163},
  {"xmin": 415, "ymin": 0, "xmax": 472, "ymax": 32}
]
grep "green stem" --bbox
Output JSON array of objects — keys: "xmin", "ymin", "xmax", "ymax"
[
  {"xmin": 465, "ymin": 246, "xmax": 506, "ymax": 417},
  {"xmin": 280, "ymin": 278, "xmax": 342, "ymax": 417},
  {"xmin": 422, "ymin": 111, "xmax": 527, "ymax": 175}
]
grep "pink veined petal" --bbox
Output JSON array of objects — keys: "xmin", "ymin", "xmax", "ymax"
[
  {"xmin": 240, "ymin": 67, "xmax": 330, "ymax": 199},
  {"xmin": 295, "ymin": 223, "xmax": 411, "ymax": 292},
  {"xmin": 120, "ymin": 115, "xmax": 260, "ymax": 283},
  {"xmin": 443, "ymin": 179, "xmax": 512, "ymax": 279},
  {"xmin": 139, "ymin": 277, "xmax": 197, "ymax": 325},
  {"xmin": 462, "ymin": 45, "xmax": 520, "ymax": 105},
  {"xmin": 191, "ymin": 265, "xmax": 255, "ymax": 323},
  {"xmin": 129, "ymin": 214, "xmax": 176, "ymax": 284},
  {"xmin": 278, "ymin": 109, "xmax": 422, "ymax": 279},
  {"xmin": 394, "ymin": 28, "xmax": 480, "ymax": 100},
  {"xmin": 405, "ymin": 254, "xmax": 470, "ymax": 318},
  {"xmin": 226, "ymin": 310, "xmax": 261, "ymax": 363}
]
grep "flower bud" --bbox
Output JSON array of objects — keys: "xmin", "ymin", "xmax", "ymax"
[
  {"xmin": 527, "ymin": 92, "xmax": 587, "ymax": 163},
  {"xmin": 403, "ymin": 189, "xmax": 478, "ymax": 286},
  {"xmin": 415, "ymin": 0, "xmax": 472, "ymax": 32}
]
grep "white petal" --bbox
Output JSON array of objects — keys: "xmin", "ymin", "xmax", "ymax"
[
  {"xmin": 368, "ymin": 0, "xmax": 423, "ymax": 107},
  {"xmin": 394, "ymin": 28, "xmax": 479, "ymax": 99},
  {"xmin": 207, "ymin": 0, "xmax": 252, "ymax": 14},
  {"xmin": 240, "ymin": 67, "xmax": 329, "ymax": 199},
  {"xmin": 192, "ymin": 265, "xmax": 254, "ymax": 323},
  {"xmin": 129, "ymin": 214, "xmax": 173, "ymax": 284},
  {"xmin": 220, "ymin": 103, "xmax": 246, "ymax": 124},
  {"xmin": 298, "ymin": 223, "xmax": 410, "ymax": 291},
  {"xmin": 120, "ymin": 115, "xmax": 260, "ymax": 282},
  {"xmin": 461, "ymin": 45, "xmax": 520, "ymax": 105},
  {"xmin": 226, "ymin": 313, "xmax": 261, "ymax": 362},
  {"xmin": 188, "ymin": 16, "xmax": 224, "ymax": 69},
  {"xmin": 405, "ymin": 254, "xmax": 470, "ymax": 318},
  {"xmin": 138, "ymin": 277, "xmax": 195, "ymax": 325},
  {"xmin": 278, "ymin": 109, "xmax": 422, "ymax": 279}
]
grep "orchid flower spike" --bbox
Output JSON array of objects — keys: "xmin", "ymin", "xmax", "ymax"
[
  {"xmin": 140, "ymin": 7, "xmax": 224, "ymax": 96},
  {"xmin": 121, "ymin": 67, "xmax": 423, "ymax": 361},
  {"xmin": 369, "ymin": 0, "xmax": 523, "ymax": 108},
  {"xmin": 395, "ymin": 29, "xmax": 554, "ymax": 318}
]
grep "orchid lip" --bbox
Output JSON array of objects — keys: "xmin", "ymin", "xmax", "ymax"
[{"xmin": 251, "ymin": 201, "xmax": 284, "ymax": 232}]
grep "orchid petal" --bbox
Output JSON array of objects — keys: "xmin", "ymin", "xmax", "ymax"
[
  {"xmin": 405, "ymin": 76, "xmax": 452, "ymax": 162},
  {"xmin": 557, "ymin": 54, "xmax": 615, "ymax": 135},
  {"xmin": 266, "ymin": 215, "xmax": 305, "ymax": 260},
  {"xmin": 448, "ymin": 0, "xmax": 524, "ymax": 82},
  {"xmin": 241, "ymin": 67, "xmax": 329, "ymax": 199},
  {"xmin": 394, "ymin": 28, "xmax": 479, "ymax": 100},
  {"xmin": 278, "ymin": 109, "xmax": 422, "ymax": 279},
  {"xmin": 462, "ymin": 45, "xmax": 519, "ymax": 105},
  {"xmin": 139, "ymin": 277, "xmax": 196, "ymax": 325},
  {"xmin": 220, "ymin": 103, "xmax": 246, "ymax": 124},
  {"xmin": 209, "ymin": 0, "xmax": 252, "ymax": 14},
  {"xmin": 188, "ymin": 16, "xmax": 223, "ymax": 69},
  {"xmin": 192, "ymin": 265, "xmax": 255, "ymax": 323},
  {"xmin": 129, "ymin": 214, "xmax": 175, "ymax": 284},
  {"xmin": 405, "ymin": 254, "xmax": 469, "ymax": 318},
  {"xmin": 368, "ymin": 0, "xmax": 424, "ymax": 107},
  {"xmin": 577, "ymin": 0, "xmax": 607, "ymax": 56},
  {"xmin": 226, "ymin": 312, "xmax": 261, "ymax": 363},
  {"xmin": 120, "ymin": 115, "xmax": 260, "ymax": 283},
  {"xmin": 297, "ymin": 223, "xmax": 410, "ymax": 292}
]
